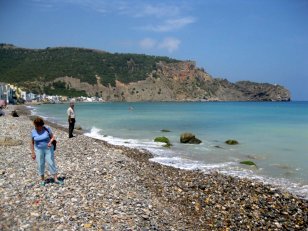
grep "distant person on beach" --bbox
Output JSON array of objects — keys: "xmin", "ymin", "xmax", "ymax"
[
  {"xmin": 11, "ymin": 110, "xmax": 19, "ymax": 117},
  {"xmin": 67, "ymin": 100, "xmax": 76, "ymax": 138},
  {"xmin": 0, "ymin": 107, "xmax": 4, "ymax": 116},
  {"xmin": 0, "ymin": 99, "xmax": 6, "ymax": 109},
  {"xmin": 31, "ymin": 117, "xmax": 63, "ymax": 186}
]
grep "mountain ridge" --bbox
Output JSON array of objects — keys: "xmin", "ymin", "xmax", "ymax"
[{"xmin": 0, "ymin": 44, "xmax": 291, "ymax": 101}]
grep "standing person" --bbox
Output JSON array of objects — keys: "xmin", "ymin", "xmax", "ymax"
[
  {"xmin": 31, "ymin": 117, "xmax": 63, "ymax": 186},
  {"xmin": 67, "ymin": 100, "xmax": 76, "ymax": 138},
  {"xmin": 0, "ymin": 106, "xmax": 4, "ymax": 116}
]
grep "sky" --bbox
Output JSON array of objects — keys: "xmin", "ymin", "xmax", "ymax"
[{"xmin": 0, "ymin": 0, "xmax": 308, "ymax": 100}]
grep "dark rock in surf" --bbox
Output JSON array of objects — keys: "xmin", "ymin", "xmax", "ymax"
[{"xmin": 180, "ymin": 133, "xmax": 202, "ymax": 144}]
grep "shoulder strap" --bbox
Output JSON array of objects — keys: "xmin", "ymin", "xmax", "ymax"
[{"xmin": 43, "ymin": 126, "xmax": 51, "ymax": 138}]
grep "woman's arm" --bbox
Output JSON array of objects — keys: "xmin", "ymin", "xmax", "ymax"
[
  {"xmin": 47, "ymin": 127, "xmax": 55, "ymax": 148},
  {"xmin": 48, "ymin": 134, "xmax": 55, "ymax": 146}
]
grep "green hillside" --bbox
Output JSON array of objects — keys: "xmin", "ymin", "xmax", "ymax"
[{"xmin": 0, "ymin": 44, "xmax": 179, "ymax": 87}]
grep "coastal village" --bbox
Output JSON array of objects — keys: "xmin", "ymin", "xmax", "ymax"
[{"xmin": 0, "ymin": 82, "xmax": 103, "ymax": 106}]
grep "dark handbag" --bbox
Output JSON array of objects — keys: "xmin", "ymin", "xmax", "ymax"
[
  {"xmin": 51, "ymin": 140, "xmax": 57, "ymax": 150},
  {"xmin": 44, "ymin": 126, "xmax": 57, "ymax": 151}
]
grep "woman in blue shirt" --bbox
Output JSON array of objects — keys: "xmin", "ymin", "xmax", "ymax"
[{"xmin": 31, "ymin": 117, "xmax": 62, "ymax": 186}]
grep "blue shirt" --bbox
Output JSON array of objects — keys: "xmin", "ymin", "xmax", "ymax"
[{"xmin": 31, "ymin": 126, "xmax": 52, "ymax": 149}]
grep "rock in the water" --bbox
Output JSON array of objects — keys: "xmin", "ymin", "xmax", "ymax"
[
  {"xmin": 180, "ymin": 133, "xmax": 202, "ymax": 144},
  {"xmin": 161, "ymin": 129, "xmax": 171, "ymax": 132},
  {"xmin": 180, "ymin": 133, "xmax": 195, "ymax": 143},
  {"xmin": 225, "ymin": 139, "xmax": 239, "ymax": 145},
  {"xmin": 240, "ymin": 160, "xmax": 257, "ymax": 167},
  {"xmin": 190, "ymin": 137, "xmax": 202, "ymax": 144},
  {"xmin": 154, "ymin": 136, "xmax": 171, "ymax": 147}
]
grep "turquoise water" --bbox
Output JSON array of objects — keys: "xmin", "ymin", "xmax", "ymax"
[{"xmin": 32, "ymin": 101, "xmax": 308, "ymax": 199}]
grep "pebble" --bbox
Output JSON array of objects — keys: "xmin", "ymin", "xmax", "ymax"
[{"xmin": 0, "ymin": 106, "xmax": 307, "ymax": 230}]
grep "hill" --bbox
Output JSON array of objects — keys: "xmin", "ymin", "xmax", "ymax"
[{"xmin": 0, "ymin": 44, "xmax": 290, "ymax": 101}]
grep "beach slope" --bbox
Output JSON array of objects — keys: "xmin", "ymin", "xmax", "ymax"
[{"xmin": 0, "ymin": 108, "xmax": 307, "ymax": 230}]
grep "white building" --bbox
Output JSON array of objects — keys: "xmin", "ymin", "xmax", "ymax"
[
  {"xmin": 20, "ymin": 91, "xmax": 27, "ymax": 101},
  {"xmin": 27, "ymin": 92, "xmax": 36, "ymax": 101},
  {"xmin": 0, "ymin": 83, "xmax": 9, "ymax": 102}
]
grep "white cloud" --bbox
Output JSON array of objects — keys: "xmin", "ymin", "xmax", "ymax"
[
  {"xmin": 34, "ymin": 1, "xmax": 196, "ymax": 33},
  {"xmin": 158, "ymin": 37, "xmax": 181, "ymax": 53},
  {"xmin": 48, "ymin": 0, "xmax": 180, "ymax": 17},
  {"xmin": 139, "ymin": 37, "xmax": 181, "ymax": 53},
  {"xmin": 133, "ymin": 4, "xmax": 181, "ymax": 18},
  {"xmin": 30, "ymin": 0, "xmax": 56, "ymax": 9},
  {"xmin": 139, "ymin": 38, "xmax": 157, "ymax": 49},
  {"xmin": 33, "ymin": 0, "xmax": 125, "ymax": 14},
  {"xmin": 33, "ymin": 0, "xmax": 190, "ymax": 19},
  {"xmin": 145, "ymin": 16, "xmax": 196, "ymax": 32}
]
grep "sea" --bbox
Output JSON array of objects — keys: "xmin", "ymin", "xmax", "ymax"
[{"xmin": 31, "ymin": 101, "xmax": 308, "ymax": 199}]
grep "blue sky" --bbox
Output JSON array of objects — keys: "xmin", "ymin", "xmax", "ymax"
[{"xmin": 1, "ymin": 0, "xmax": 307, "ymax": 100}]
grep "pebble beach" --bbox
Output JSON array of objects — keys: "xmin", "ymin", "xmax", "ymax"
[{"xmin": 0, "ymin": 106, "xmax": 307, "ymax": 230}]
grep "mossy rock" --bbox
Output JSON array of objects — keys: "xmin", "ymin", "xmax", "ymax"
[
  {"xmin": 154, "ymin": 136, "xmax": 171, "ymax": 147},
  {"xmin": 225, "ymin": 139, "xmax": 239, "ymax": 145},
  {"xmin": 154, "ymin": 136, "xmax": 170, "ymax": 144},
  {"xmin": 240, "ymin": 160, "xmax": 257, "ymax": 166},
  {"xmin": 161, "ymin": 129, "xmax": 171, "ymax": 132}
]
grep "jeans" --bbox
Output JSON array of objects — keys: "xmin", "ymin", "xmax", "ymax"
[{"xmin": 35, "ymin": 146, "xmax": 57, "ymax": 176}]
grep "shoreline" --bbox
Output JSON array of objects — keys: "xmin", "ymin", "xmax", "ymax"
[
  {"xmin": 1, "ymin": 105, "xmax": 307, "ymax": 230},
  {"xmin": 28, "ymin": 103, "xmax": 308, "ymax": 200},
  {"xmin": 13, "ymin": 105, "xmax": 308, "ymax": 199}
]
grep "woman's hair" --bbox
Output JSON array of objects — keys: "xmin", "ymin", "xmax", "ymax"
[{"xmin": 33, "ymin": 117, "xmax": 44, "ymax": 126}]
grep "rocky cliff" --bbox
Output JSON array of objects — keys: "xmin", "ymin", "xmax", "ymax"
[
  {"xmin": 0, "ymin": 44, "xmax": 291, "ymax": 101},
  {"xmin": 49, "ymin": 61, "xmax": 290, "ymax": 102}
]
